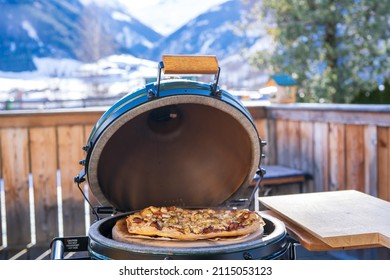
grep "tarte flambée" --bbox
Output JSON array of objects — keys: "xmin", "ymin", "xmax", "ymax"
[{"xmin": 124, "ymin": 206, "xmax": 265, "ymax": 240}]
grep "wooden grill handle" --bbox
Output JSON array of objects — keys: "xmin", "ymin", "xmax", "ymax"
[{"xmin": 162, "ymin": 55, "xmax": 219, "ymax": 75}]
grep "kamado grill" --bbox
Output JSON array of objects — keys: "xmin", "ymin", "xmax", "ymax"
[{"xmin": 50, "ymin": 55, "xmax": 295, "ymax": 260}]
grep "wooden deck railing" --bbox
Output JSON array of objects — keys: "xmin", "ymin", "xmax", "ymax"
[
  {"xmin": 1, "ymin": 103, "xmax": 390, "ymax": 258},
  {"xmin": 247, "ymin": 104, "xmax": 390, "ymax": 201},
  {"xmin": 0, "ymin": 108, "xmax": 103, "ymax": 257}
]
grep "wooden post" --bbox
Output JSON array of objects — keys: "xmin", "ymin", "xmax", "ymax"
[
  {"xmin": 266, "ymin": 119, "xmax": 277, "ymax": 165},
  {"xmin": 276, "ymin": 119, "xmax": 289, "ymax": 166},
  {"xmin": 329, "ymin": 123, "xmax": 346, "ymax": 191},
  {"xmin": 300, "ymin": 121, "xmax": 314, "ymax": 193},
  {"xmin": 313, "ymin": 122, "xmax": 329, "ymax": 192},
  {"xmin": 364, "ymin": 125, "xmax": 378, "ymax": 197},
  {"xmin": 57, "ymin": 125, "xmax": 86, "ymax": 236},
  {"xmin": 377, "ymin": 127, "xmax": 389, "ymax": 201},
  {"xmin": 30, "ymin": 127, "xmax": 59, "ymax": 244},
  {"xmin": 1, "ymin": 128, "xmax": 31, "ymax": 247},
  {"xmin": 345, "ymin": 125, "xmax": 365, "ymax": 192},
  {"xmin": 288, "ymin": 120, "xmax": 301, "ymax": 169}
]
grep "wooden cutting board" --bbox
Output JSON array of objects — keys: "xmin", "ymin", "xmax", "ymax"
[{"xmin": 259, "ymin": 190, "xmax": 390, "ymax": 250}]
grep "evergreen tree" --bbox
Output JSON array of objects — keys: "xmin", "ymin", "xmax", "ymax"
[{"xmin": 247, "ymin": 0, "xmax": 390, "ymax": 103}]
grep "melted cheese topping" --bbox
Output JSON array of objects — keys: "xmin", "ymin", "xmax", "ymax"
[{"xmin": 127, "ymin": 206, "xmax": 262, "ymax": 236}]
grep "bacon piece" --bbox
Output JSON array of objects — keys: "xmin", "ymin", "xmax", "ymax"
[
  {"xmin": 228, "ymin": 222, "xmax": 240, "ymax": 231},
  {"xmin": 150, "ymin": 221, "xmax": 162, "ymax": 230},
  {"xmin": 131, "ymin": 217, "xmax": 143, "ymax": 224},
  {"xmin": 202, "ymin": 225, "xmax": 215, "ymax": 234}
]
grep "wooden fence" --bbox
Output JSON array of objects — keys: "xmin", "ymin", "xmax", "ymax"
[
  {"xmin": 0, "ymin": 103, "xmax": 389, "ymax": 257},
  {"xmin": 248, "ymin": 104, "xmax": 390, "ymax": 200},
  {"xmin": 0, "ymin": 109, "xmax": 102, "ymax": 256}
]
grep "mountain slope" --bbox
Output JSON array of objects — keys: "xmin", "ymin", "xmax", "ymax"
[
  {"xmin": 0, "ymin": 0, "xmax": 161, "ymax": 72},
  {"xmin": 148, "ymin": 0, "xmax": 269, "ymax": 88},
  {"xmin": 148, "ymin": 0, "xmax": 259, "ymax": 61},
  {"xmin": 0, "ymin": 0, "xmax": 83, "ymax": 71},
  {"xmin": 79, "ymin": 1, "xmax": 162, "ymax": 60},
  {"xmin": 0, "ymin": 0, "xmax": 269, "ymax": 89}
]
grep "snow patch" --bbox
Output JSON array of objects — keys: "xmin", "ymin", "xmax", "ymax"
[
  {"xmin": 196, "ymin": 20, "xmax": 209, "ymax": 27},
  {"xmin": 115, "ymin": 26, "xmax": 153, "ymax": 49},
  {"xmin": 21, "ymin": 20, "xmax": 40, "ymax": 42},
  {"xmin": 79, "ymin": 0, "xmax": 110, "ymax": 7},
  {"xmin": 33, "ymin": 57, "xmax": 82, "ymax": 77},
  {"xmin": 112, "ymin": 11, "xmax": 132, "ymax": 22}
]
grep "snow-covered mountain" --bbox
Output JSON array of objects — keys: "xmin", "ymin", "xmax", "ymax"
[
  {"xmin": 0, "ymin": 0, "xmax": 161, "ymax": 72},
  {"xmin": 146, "ymin": 0, "xmax": 270, "ymax": 88},
  {"xmin": 82, "ymin": 1, "xmax": 162, "ymax": 59},
  {"xmin": 148, "ymin": 0, "xmax": 260, "ymax": 60},
  {"xmin": 0, "ymin": 0, "xmax": 270, "ymax": 89}
]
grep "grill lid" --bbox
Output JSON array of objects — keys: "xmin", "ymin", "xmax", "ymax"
[{"xmin": 78, "ymin": 56, "xmax": 263, "ymax": 212}]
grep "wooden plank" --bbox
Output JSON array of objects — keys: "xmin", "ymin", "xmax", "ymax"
[
  {"xmin": 0, "ymin": 128, "xmax": 31, "ymax": 247},
  {"xmin": 254, "ymin": 119, "xmax": 267, "ymax": 142},
  {"xmin": 266, "ymin": 104, "xmax": 390, "ymax": 126},
  {"xmin": 57, "ymin": 125, "xmax": 86, "ymax": 236},
  {"xmin": 275, "ymin": 119, "xmax": 289, "ymax": 166},
  {"xmin": 364, "ymin": 126, "xmax": 378, "ymax": 196},
  {"xmin": 288, "ymin": 120, "xmax": 301, "ymax": 169},
  {"xmin": 299, "ymin": 121, "xmax": 314, "ymax": 192},
  {"xmin": 260, "ymin": 210, "xmax": 381, "ymax": 251},
  {"xmin": 246, "ymin": 106, "xmax": 267, "ymax": 120},
  {"xmin": 262, "ymin": 176, "xmax": 305, "ymax": 185},
  {"xmin": 0, "ymin": 109, "xmax": 103, "ymax": 129},
  {"xmin": 328, "ymin": 123, "xmax": 346, "ymax": 191},
  {"xmin": 261, "ymin": 165, "xmax": 307, "ymax": 184},
  {"xmin": 313, "ymin": 122, "xmax": 329, "ymax": 192},
  {"xmin": 388, "ymin": 128, "xmax": 390, "ymax": 201},
  {"xmin": 388, "ymin": 128, "xmax": 390, "ymax": 202},
  {"xmin": 265, "ymin": 119, "xmax": 276, "ymax": 165},
  {"xmin": 377, "ymin": 127, "xmax": 389, "ymax": 201},
  {"xmin": 345, "ymin": 125, "xmax": 365, "ymax": 192},
  {"xmin": 259, "ymin": 190, "xmax": 390, "ymax": 250},
  {"xmin": 29, "ymin": 127, "xmax": 59, "ymax": 244}
]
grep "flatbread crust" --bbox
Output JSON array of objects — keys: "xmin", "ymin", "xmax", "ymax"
[{"xmin": 123, "ymin": 206, "xmax": 265, "ymax": 241}]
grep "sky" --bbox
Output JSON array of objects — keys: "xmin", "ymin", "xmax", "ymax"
[{"xmin": 118, "ymin": 0, "xmax": 229, "ymax": 35}]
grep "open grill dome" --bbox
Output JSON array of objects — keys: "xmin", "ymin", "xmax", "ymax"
[
  {"xmin": 80, "ymin": 56, "xmax": 263, "ymax": 212},
  {"xmin": 86, "ymin": 87, "xmax": 261, "ymax": 211}
]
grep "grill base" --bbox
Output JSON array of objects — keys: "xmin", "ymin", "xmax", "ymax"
[{"xmin": 87, "ymin": 213, "xmax": 293, "ymax": 260}]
